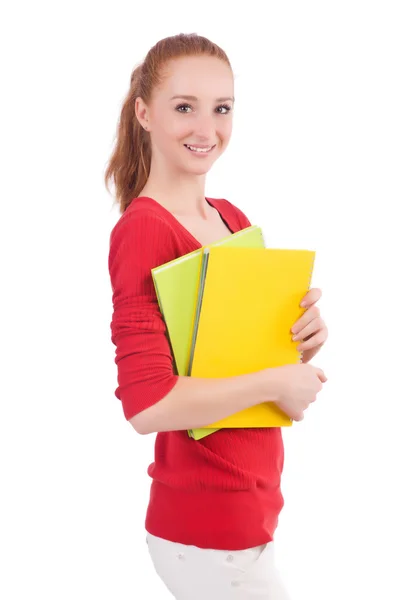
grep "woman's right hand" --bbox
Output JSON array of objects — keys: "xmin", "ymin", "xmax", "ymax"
[{"xmin": 269, "ymin": 363, "xmax": 327, "ymax": 421}]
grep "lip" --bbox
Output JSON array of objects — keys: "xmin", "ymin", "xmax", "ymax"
[
  {"xmin": 184, "ymin": 144, "xmax": 216, "ymax": 149},
  {"xmin": 184, "ymin": 143, "xmax": 216, "ymax": 155}
]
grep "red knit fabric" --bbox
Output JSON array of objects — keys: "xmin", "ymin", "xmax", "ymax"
[{"xmin": 108, "ymin": 196, "xmax": 285, "ymax": 551}]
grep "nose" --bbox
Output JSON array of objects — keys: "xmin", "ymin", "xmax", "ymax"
[{"xmin": 193, "ymin": 114, "xmax": 216, "ymax": 141}]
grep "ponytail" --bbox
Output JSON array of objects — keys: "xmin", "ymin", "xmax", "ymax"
[{"xmin": 104, "ymin": 62, "xmax": 151, "ymax": 213}]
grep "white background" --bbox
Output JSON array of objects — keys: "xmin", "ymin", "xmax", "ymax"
[{"xmin": 1, "ymin": 1, "xmax": 396, "ymax": 598}]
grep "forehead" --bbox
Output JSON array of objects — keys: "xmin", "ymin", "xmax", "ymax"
[{"xmin": 156, "ymin": 55, "xmax": 234, "ymax": 98}]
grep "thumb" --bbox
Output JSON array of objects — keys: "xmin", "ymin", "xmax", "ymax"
[{"xmin": 314, "ymin": 367, "xmax": 327, "ymax": 383}]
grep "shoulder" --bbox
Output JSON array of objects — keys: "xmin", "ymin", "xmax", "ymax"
[
  {"xmin": 109, "ymin": 202, "xmax": 179, "ymax": 272},
  {"xmin": 208, "ymin": 197, "xmax": 252, "ymax": 229},
  {"xmin": 110, "ymin": 199, "xmax": 174, "ymax": 242}
]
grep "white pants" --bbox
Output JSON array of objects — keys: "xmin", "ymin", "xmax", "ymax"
[{"xmin": 146, "ymin": 532, "xmax": 291, "ymax": 599}]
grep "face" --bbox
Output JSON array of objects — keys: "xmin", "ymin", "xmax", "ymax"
[{"xmin": 136, "ymin": 55, "xmax": 234, "ymax": 176}]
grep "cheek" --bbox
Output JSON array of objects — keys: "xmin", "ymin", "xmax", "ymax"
[
  {"xmin": 218, "ymin": 119, "xmax": 233, "ymax": 142},
  {"xmin": 156, "ymin": 118, "xmax": 191, "ymax": 147},
  {"xmin": 174, "ymin": 122, "xmax": 195, "ymax": 142}
]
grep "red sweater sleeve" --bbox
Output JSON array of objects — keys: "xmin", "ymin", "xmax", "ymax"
[{"xmin": 108, "ymin": 211, "xmax": 179, "ymax": 421}]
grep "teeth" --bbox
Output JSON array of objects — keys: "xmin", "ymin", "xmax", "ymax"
[{"xmin": 186, "ymin": 145, "xmax": 212, "ymax": 153}]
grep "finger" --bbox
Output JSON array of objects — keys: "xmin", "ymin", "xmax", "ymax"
[
  {"xmin": 293, "ymin": 316, "xmax": 323, "ymax": 341},
  {"xmin": 297, "ymin": 330, "xmax": 327, "ymax": 352},
  {"xmin": 300, "ymin": 287, "xmax": 322, "ymax": 307},
  {"xmin": 291, "ymin": 306, "xmax": 321, "ymax": 334},
  {"xmin": 309, "ymin": 390, "xmax": 320, "ymax": 402},
  {"xmin": 313, "ymin": 366, "xmax": 325, "ymax": 378}
]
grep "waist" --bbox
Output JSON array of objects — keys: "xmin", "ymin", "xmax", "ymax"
[
  {"xmin": 145, "ymin": 479, "xmax": 284, "ymax": 550},
  {"xmin": 145, "ymin": 428, "xmax": 285, "ymax": 549}
]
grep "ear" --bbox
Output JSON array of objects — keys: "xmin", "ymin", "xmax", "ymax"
[{"xmin": 135, "ymin": 97, "xmax": 150, "ymax": 131}]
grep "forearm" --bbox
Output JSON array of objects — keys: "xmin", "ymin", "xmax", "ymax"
[{"xmin": 130, "ymin": 369, "xmax": 279, "ymax": 434}]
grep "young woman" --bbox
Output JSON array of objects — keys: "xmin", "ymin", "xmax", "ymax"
[{"xmin": 105, "ymin": 33, "xmax": 328, "ymax": 600}]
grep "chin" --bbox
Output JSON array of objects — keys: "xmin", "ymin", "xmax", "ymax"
[
  {"xmin": 183, "ymin": 156, "xmax": 219, "ymax": 176},
  {"xmin": 188, "ymin": 164, "xmax": 214, "ymax": 175}
]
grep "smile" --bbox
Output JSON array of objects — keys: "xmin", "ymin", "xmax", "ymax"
[{"xmin": 184, "ymin": 144, "xmax": 216, "ymax": 154}]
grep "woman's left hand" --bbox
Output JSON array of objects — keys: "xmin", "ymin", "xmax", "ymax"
[{"xmin": 291, "ymin": 288, "xmax": 328, "ymax": 363}]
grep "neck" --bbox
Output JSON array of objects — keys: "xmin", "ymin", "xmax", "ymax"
[{"xmin": 140, "ymin": 157, "xmax": 211, "ymax": 218}]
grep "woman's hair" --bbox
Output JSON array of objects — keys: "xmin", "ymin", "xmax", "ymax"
[{"xmin": 104, "ymin": 33, "xmax": 232, "ymax": 213}]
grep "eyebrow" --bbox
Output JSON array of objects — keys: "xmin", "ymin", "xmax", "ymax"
[{"xmin": 170, "ymin": 94, "xmax": 235, "ymax": 103}]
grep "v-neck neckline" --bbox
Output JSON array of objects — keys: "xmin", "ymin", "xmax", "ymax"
[{"xmin": 134, "ymin": 196, "xmax": 236, "ymax": 248}]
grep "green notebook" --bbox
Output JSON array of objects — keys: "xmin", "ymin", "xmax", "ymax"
[{"xmin": 151, "ymin": 225, "xmax": 265, "ymax": 440}]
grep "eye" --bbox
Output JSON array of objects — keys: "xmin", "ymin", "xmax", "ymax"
[
  {"xmin": 217, "ymin": 104, "xmax": 232, "ymax": 114},
  {"xmin": 175, "ymin": 103, "xmax": 233, "ymax": 114},
  {"xmin": 175, "ymin": 104, "xmax": 193, "ymax": 113}
]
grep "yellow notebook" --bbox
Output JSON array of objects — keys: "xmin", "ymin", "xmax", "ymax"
[
  {"xmin": 151, "ymin": 226, "xmax": 265, "ymax": 440},
  {"xmin": 189, "ymin": 246, "xmax": 315, "ymax": 430}
]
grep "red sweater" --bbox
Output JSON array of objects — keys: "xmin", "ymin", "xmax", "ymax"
[{"xmin": 108, "ymin": 196, "xmax": 284, "ymax": 551}]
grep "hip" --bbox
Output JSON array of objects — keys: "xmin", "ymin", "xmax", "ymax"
[{"xmin": 146, "ymin": 532, "xmax": 291, "ymax": 599}]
